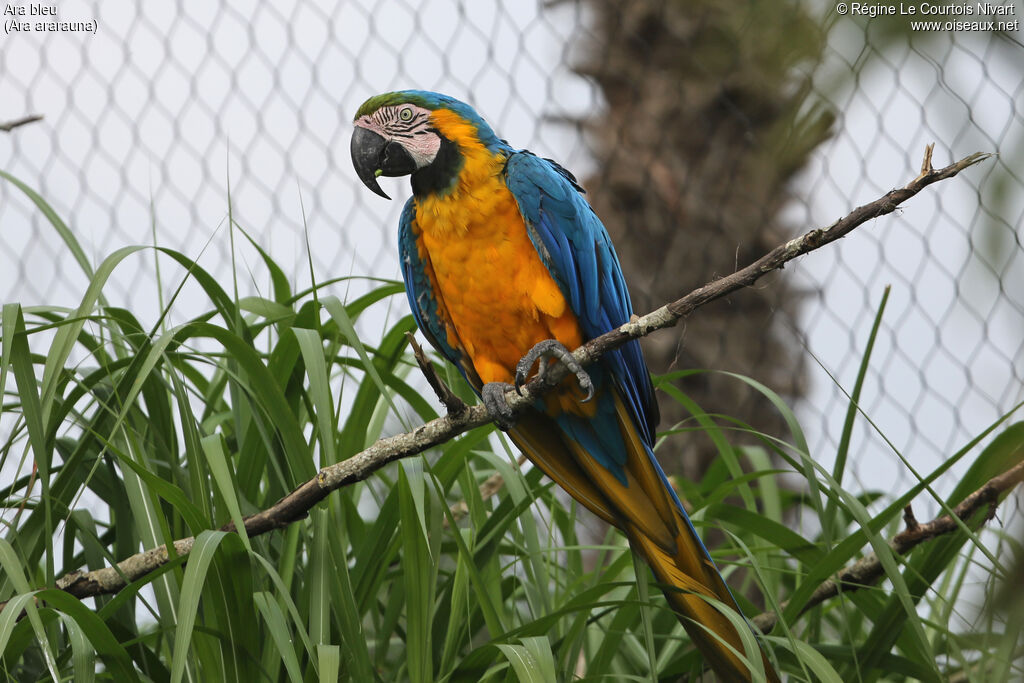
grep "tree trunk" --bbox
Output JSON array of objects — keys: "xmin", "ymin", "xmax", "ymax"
[{"xmin": 570, "ymin": 0, "xmax": 833, "ymax": 477}]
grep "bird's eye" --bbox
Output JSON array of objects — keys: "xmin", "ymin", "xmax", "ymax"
[{"xmin": 398, "ymin": 107, "xmax": 414, "ymax": 122}]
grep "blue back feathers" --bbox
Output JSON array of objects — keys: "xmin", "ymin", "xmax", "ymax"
[{"xmin": 504, "ymin": 152, "xmax": 659, "ymax": 448}]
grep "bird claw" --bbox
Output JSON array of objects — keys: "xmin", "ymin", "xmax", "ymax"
[
  {"xmin": 481, "ymin": 382, "xmax": 517, "ymax": 431},
  {"xmin": 514, "ymin": 339, "xmax": 594, "ymax": 403}
]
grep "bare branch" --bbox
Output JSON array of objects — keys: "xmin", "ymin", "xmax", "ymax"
[
  {"xmin": 406, "ymin": 331, "xmax": 468, "ymax": 417},
  {"xmin": 0, "ymin": 148, "xmax": 991, "ymax": 613},
  {"xmin": 0, "ymin": 115, "xmax": 43, "ymax": 132},
  {"xmin": 902, "ymin": 504, "xmax": 920, "ymax": 533},
  {"xmin": 751, "ymin": 458, "xmax": 1024, "ymax": 633}
]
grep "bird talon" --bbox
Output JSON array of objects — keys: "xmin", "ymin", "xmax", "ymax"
[
  {"xmin": 578, "ymin": 373, "xmax": 595, "ymax": 403},
  {"xmin": 515, "ymin": 339, "xmax": 593, "ymax": 401},
  {"xmin": 514, "ymin": 356, "xmax": 535, "ymax": 393},
  {"xmin": 481, "ymin": 382, "xmax": 517, "ymax": 431}
]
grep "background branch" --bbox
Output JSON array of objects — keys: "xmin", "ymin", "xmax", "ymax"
[
  {"xmin": 1, "ymin": 148, "xmax": 990, "ymax": 613},
  {"xmin": 751, "ymin": 458, "xmax": 1024, "ymax": 633},
  {"xmin": 0, "ymin": 115, "xmax": 43, "ymax": 132}
]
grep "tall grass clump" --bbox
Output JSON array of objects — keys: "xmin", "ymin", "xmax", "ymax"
[{"xmin": 1, "ymin": 174, "xmax": 1021, "ymax": 681}]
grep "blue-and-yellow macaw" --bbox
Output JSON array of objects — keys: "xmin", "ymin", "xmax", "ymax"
[{"xmin": 351, "ymin": 90, "xmax": 777, "ymax": 682}]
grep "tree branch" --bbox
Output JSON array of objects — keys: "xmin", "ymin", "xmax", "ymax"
[
  {"xmin": 0, "ymin": 148, "xmax": 991, "ymax": 612},
  {"xmin": 751, "ymin": 458, "xmax": 1024, "ymax": 633},
  {"xmin": 406, "ymin": 331, "xmax": 468, "ymax": 417},
  {"xmin": 0, "ymin": 114, "xmax": 43, "ymax": 132}
]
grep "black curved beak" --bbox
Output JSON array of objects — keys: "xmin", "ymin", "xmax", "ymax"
[{"xmin": 350, "ymin": 126, "xmax": 418, "ymax": 200}]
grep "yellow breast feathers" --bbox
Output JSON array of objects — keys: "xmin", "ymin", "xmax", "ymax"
[{"xmin": 412, "ymin": 109, "xmax": 583, "ymax": 388}]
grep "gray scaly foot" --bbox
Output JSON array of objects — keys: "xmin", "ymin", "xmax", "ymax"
[
  {"xmin": 481, "ymin": 382, "xmax": 517, "ymax": 431},
  {"xmin": 514, "ymin": 339, "xmax": 594, "ymax": 402}
]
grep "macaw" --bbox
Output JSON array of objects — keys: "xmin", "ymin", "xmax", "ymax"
[{"xmin": 351, "ymin": 90, "xmax": 778, "ymax": 682}]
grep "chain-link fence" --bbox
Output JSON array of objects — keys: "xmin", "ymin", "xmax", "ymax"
[{"xmin": 1, "ymin": 0, "xmax": 1022, "ymax": 511}]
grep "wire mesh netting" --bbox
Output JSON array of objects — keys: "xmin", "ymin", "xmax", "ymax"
[{"xmin": 1, "ymin": 0, "xmax": 1022, "ymax": 527}]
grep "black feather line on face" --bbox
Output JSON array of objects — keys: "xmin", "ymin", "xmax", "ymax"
[{"xmin": 411, "ymin": 134, "xmax": 463, "ymax": 198}]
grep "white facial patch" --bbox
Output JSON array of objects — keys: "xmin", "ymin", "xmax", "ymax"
[{"xmin": 355, "ymin": 104, "xmax": 441, "ymax": 169}]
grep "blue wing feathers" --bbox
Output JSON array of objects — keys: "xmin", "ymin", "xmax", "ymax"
[
  {"xmin": 555, "ymin": 387, "xmax": 629, "ymax": 482},
  {"xmin": 505, "ymin": 151, "xmax": 659, "ymax": 445}
]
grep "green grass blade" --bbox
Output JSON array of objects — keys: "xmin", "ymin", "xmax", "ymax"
[
  {"xmin": 495, "ymin": 637, "xmax": 557, "ymax": 683},
  {"xmin": 247, "ymin": 552, "xmax": 316, "ymax": 664},
  {"xmin": 200, "ymin": 434, "xmax": 251, "ymax": 551},
  {"xmin": 325, "ymin": 501, "xmax": 377, "ymax": 682},
  {"xmin": 824, "ymin": 286, "xmax": 889, "ymax": 541},
  {"xmin": 39, "ymin": 246, "xmax": 145, "ymax": 423},
  {"xmin": 0, "ymin": 170, "xmax": 97, "ymax": 282},
  {"xmin": 0, "ymin": 593, "xmax": 36, "ymax": 661},
  {"xmin": 293, "ymin": 327, "xmax": 337, "ymax": 465},
  {"xmin": 707, "ymin": 503, "xmax": 822, "ymax": 567},
  {"xmin": 317, "ymin": 644, "xmax": 341, "ymax": 683},
  {"xmin": 322, "ymin": 295, "xmax": 405, "ymax": 427},
  {"xmin": 35, "ymin": 589, "xmax": 138, "ymax": 681},
  {"xmin": 785, "ymin": 640, "xmax": 842, "ymax": 682},
  {"xmin": 169, "ymin": 530, "xmax": 229, "ymax": 683},
  {"xmin": 399, "ymin": 461, "xmax": 439, "ymax": 683},
  {"xmin": 307, "ymin": 508, "xmax": 331, "ymax": 650},
  {"xmin": 57, "ymin": 611, "xmax": 95, "ymax": 683},
  {"xmin": 0, "ymin": 540, "xmax": 59, "ymax": 680},
  {"xmin": 0, "ymin": 303, "xmax": 17, "ymax": 407},
  {"xmin": 5, "ymin": 305, "xmax": 53, "ymax": 585},
  {"xmin": 253, "ymin": 591, "xmax": 305, "ymax": 683},
  {"xmin": 631, "ymin": 553, "xmax": 657, "ymax": 678}
]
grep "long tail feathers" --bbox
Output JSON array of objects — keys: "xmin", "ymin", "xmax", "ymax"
[
  {"xmin": 508, "ymin": 390, "xmax": 779, "ymax": 682},
  {"xmin": 630, "ymin": 519, "xmax": 779, "ymax": 683}
]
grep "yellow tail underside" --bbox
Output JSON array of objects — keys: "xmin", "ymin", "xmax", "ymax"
[{"xmin": 510, "ymin": 391, "xmax": 779, "ymax": 682}]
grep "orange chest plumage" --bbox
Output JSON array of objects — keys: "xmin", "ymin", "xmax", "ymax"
[{"xmin": 412, "ymin": 156, "xmax": 583, "ymax": 387}]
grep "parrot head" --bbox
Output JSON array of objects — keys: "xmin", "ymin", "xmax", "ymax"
[{"xmin": 350, "ymin": 90, "xmax": 502, "ymax": 199}]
